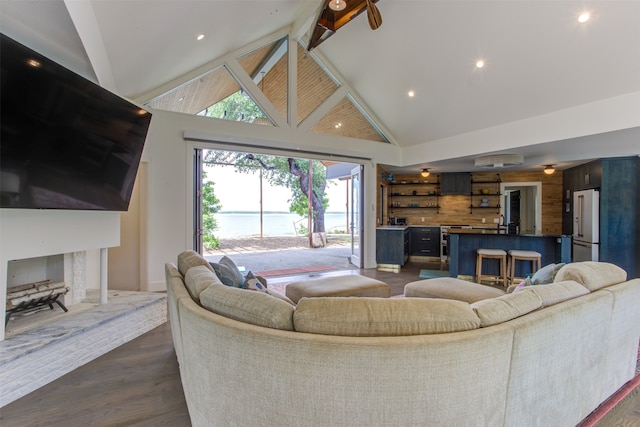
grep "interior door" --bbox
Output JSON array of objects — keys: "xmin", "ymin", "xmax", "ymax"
[
  {"xmin": 350, "ymin": 165, "xmax": 364, "ymax": 268},
  {"xmin": 510, "ymin": 190, "xmax": 521, "ymax": 226},
  {"xmin": 193, "ymin": 149, "xmax": 203, "ymax": 253}
]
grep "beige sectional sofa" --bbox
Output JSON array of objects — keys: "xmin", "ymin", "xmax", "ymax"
[{"xmin": 165, "ymin": 251, "xmax": 640, "ymax": 427}]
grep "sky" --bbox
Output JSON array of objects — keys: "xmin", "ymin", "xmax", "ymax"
[{"xmin": 204, "ymin": 164, "xmax": 348, "ymax": 213}]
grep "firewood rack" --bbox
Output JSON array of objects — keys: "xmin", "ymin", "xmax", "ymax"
[{"xmin": 5, "ymin": 280, "xmax": 69, "ymax": 328}]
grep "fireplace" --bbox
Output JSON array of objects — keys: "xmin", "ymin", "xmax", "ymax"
[{"xmin": 4, "ymin": 253, "xmax": 89, "ymax": 329}]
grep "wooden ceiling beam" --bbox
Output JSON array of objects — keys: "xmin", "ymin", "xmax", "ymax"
[{"xmin": 307, "ymin": 0, "xmax": 380, "ymax": 50}]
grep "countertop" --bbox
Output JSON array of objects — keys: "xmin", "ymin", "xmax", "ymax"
[
  {"xmin": 448, "ymin": 229, "xmax": 568, "ymax": 237},
  {"xmin": 376, "ymin": 225, "xmax": 568, "ymax": 238}
]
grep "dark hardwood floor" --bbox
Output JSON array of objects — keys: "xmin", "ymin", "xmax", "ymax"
[{"xmin": 1, "ymin": 261, "xmax": 638, "ymax": 426}]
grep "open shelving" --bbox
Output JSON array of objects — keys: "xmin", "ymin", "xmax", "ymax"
[
  {"xmin": 469, "ymin": 173, "xmax": 502, "ymax": 213},
  {"xmin": 388, "ymin": 177, "xmax": 440, "ymax": 214}
]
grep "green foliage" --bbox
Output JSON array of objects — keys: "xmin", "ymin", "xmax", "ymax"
[
  {"xmin": 201, "ymin": 172, "xmax": 222, "ymax": 249},
  {"xmin": 200, "ymin": 90, "xmax": 266, "ymax": 123}
]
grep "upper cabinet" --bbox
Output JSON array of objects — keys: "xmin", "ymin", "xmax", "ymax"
[
  {"xmin": 440, "ymin": 173, "xmax": 471, "ymax": 195},
  {"xmin": 567, "ymin": 160, "xmax": 602, "ymax": 191}
]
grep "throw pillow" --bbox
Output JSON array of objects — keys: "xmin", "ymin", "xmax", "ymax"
[
  {"xmin": 209, "ymin": 257, "xmax": 245, "ymax": 288},
  {"xmin": 512, "ymin": 277, "xmax": 531, "ymax": 293},
  {"xmin": 243, "ymin": 271, "xmax": 266, "ymax": 291},
  {"xmin": 243, "ymin": 271, "xmax": 294, "ymax": 305},
  {"xmin": 219, "ymin": 256, "xmax": 246, "ymax": 285},
  {"xmin": 531, "ymin": 263, "xmax": 565, "ymax": 285}
]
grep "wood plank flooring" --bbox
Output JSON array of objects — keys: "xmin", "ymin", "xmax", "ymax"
[{"xmin": 1, "ymin": 261, "xmax": 638, "ymax": 426}]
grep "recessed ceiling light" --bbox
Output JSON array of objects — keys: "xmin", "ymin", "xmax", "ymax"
[
  {"xmin": 196, "ymin": 33, "xmax": 205, "ymax": 41},
  {"xmin": 475, "ymin": 60, "xmax": 485, "ymax": 69},
  {"xmin": 578, "ymin": 12, "xmax": 590, "ymax": 23},
  {"xmin": 27, "ymin": 59, "xmax": 41, "ymax": 68},
  {"xmin": 408, "ymin": 90, "xmax": 415, "ymax": 98}
]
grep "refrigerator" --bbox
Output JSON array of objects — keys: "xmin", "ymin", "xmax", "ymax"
[{"xmin": 572, "ymin": 189, "xmax": 599, "ymax": 262}]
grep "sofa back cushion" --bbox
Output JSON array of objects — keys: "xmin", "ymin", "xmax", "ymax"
[
  {"xmin": 471, "ymin": 291, "xmax": 542, "ymax": 327},
  {"xmin": 293, "ymin": 297, "xmax": 480, "ymax": 337},
  {"xmin": 554, "ymin": 262, "xmax": 627, "ymax": 291},
  {"xmin": 184, "ymin": 265, "xmax": 224, "ymax": 303},
  {"xmin": 521, "ymin": 280, "xmax": 589, "ymax": 307},
  {"xmin": 177, "ymin": 250, "xmax": 215, "ymax": 277},
  {"xmin": 200, "ymin": 282, "xmax": 295, "ymax": 331}
]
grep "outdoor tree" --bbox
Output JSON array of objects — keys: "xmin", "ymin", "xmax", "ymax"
[
  {"xmin": 204, "ymin": 151, "xmax": 331, "ymax": 246},
  {"xmin": 199, "ymin": 91, "xmax": 266, "ymax": 123},
  {"xmin": 199, "ymin": 89, "xmax": 332, "ymax": 246},
  {"xmin": 202, "ymin": 171, "xmax": 222, "ymax": 249}
]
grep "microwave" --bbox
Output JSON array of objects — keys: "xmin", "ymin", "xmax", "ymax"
[{"xmin": 389, "ymin": 217, "xmax": 407, "ymax": 225}]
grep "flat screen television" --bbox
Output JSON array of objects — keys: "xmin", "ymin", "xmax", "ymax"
[{"xmin": 1, "ymin": 33, "xmax": 152, "ymax": 211}]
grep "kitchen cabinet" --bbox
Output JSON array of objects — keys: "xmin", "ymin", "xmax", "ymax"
[
  {"xmin": 388, "ymin": 178, "xmax": 440, "ymax": 215},
  {"xmin": 376, "ymin": 227, "xmax": 410, "ymax": 267},
  {"xmin": 440, "ymin": 173, "xmax": 471, "ymax": 195},
  {"xmin": 562, "ymin": 156, "xmax": 639, "ymax": 278},
  {"xmin": 599, "ymin": 157, "xmax": 639, "ymax": 278},
  {"xmin": 469, "ymin": 173, "xmax": 502, "ymax": 213},
  {"xmin": 410, "ymin": 227, "xmax": 440, "ymax": 257}
]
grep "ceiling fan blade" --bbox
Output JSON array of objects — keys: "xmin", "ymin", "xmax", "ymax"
[{"xmin": 365, "ymin": 0, "xmax": 382, "ymax": 30}]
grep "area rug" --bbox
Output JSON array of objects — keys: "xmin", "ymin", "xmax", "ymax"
[{"xmin": 419, "ymin": 269, "xmax": 449, "ymax": 279}]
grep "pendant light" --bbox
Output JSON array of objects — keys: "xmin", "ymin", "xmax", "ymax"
[
  {"xmin": 543, "ymin": 165, "xmax": 555, "ymax": 175},
  {"xmin": 421, "ymin": 168, "xmax": 430, "ymax": 178},
  {"xmin": 328, "ymin": 0, "xmax": 346, "ymax": 11}
]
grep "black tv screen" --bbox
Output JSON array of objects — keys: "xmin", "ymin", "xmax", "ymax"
[{"xmin": 1, "ymin": 33, "xmax": 152, "ymax": 211}]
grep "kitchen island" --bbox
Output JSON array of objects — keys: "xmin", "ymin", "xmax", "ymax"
[{"xmin": 448, "ymin": 231, "xmax": 571, "ymax": 279}]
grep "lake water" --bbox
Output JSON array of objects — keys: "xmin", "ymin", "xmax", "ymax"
[{"xmin": 214, "ymin": 212, "xmax": 349, "ymax": 238}]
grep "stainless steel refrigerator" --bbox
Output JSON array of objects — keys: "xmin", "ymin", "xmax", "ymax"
[{"xmin": 572, "ymin": 189, "xmax": 600, "ymax": 261}]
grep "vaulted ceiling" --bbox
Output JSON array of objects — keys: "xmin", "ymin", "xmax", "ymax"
[{"xmin": 1, "ymin": 0, "xmax": 639, "ymax": 173}]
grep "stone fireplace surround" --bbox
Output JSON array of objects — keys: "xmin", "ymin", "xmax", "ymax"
[{"xmin": 0, "ymin": 210, "xmax": 167, "ymax": 406}]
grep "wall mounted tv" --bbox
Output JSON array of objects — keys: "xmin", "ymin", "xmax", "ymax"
[{"xmin": 0, "ymin": 33, "xmax": 152, "ymax": 211}]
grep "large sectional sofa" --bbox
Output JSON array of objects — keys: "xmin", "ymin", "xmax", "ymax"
[{"xmin": 165, "ymin": 250, "xmax": 640, "ymax": 427}]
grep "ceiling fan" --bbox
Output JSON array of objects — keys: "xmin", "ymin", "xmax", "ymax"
[{"xmin": 308, "ymin": 0, "xmax": 383, "ymax": 50}]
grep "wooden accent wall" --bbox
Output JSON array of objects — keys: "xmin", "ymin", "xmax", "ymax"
[{"xmin": 376, "ymin": 167, "xmax": 563, "ymax": 234}]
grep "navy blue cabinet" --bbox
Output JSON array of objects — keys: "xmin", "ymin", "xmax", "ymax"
[
  {"xmin": 563, "ymin": 156, "xmax": 639, "ymax": 278},
  {"xmin": 441, "ymin": 173, "xmax": 471, "ymax": 195},
  {"xmin": 599, "ymin": 157, "xmax": 640, "ymax": 278},
  {"xmin": 410, "ymin": 227, "xmax": 440, "ymax": 257},
  {"xmin": 376, "ymin": 227, "xmax": 410, "ymax": 266}
]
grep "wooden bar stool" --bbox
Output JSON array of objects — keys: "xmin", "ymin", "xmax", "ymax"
[
  {"xmin": 476, "ymin": 249, "xmax": 507, "ymax": 287},
  {"xmin": 507, "ymin": 250, "xmax": 542, "ymax": 285}
]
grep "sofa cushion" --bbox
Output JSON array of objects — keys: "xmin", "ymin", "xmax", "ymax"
[
  {"xmin": 184, "ymin": 265, "xmax": 224, "ymax": 303},
  {"xmin": 293, "ymin": 297, "xmax": 480, "ymax": 337},
  {"xmin": 520, "ymin": 280, "xmax": 589, "ymax": 307},
  {"xmin": 471, "ymin": 291, "xmax": 542, "ymax": 327},
  {"xmin": 553, "ymin": 261, "xmax": 627, "ymax": 291},
  {"xmin": 199, "ymin": 282, "xmax": 295, "ymax": 330},
  {"xmin": 177, "ymin": 250, "xmax": 214, "ymax": 277},
  {"xmin": 404, "ymin": 278, "xmax": 505, "ymax": 303}
]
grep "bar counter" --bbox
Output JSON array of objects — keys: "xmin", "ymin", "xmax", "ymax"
[{"xmin": 448, "ymin": 231, "xmax": 571, "ymax": 279}]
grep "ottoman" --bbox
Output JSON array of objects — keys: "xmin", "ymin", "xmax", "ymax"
[
  {"xmin": 404, "ymin": 277, "xmax": 505, "ymax": 304},
  {"xmin": 285, "ymin": 275, "xmax": 390, "ymax": 304}
]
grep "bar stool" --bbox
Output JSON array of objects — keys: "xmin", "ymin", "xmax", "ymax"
[
  {"xmin": 476, "ymin": 249, "xmax": 507, "ymax": 287},
  {"xmin": 507, "ymin": 250, "xmax": 541, "ymax": 285}
]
